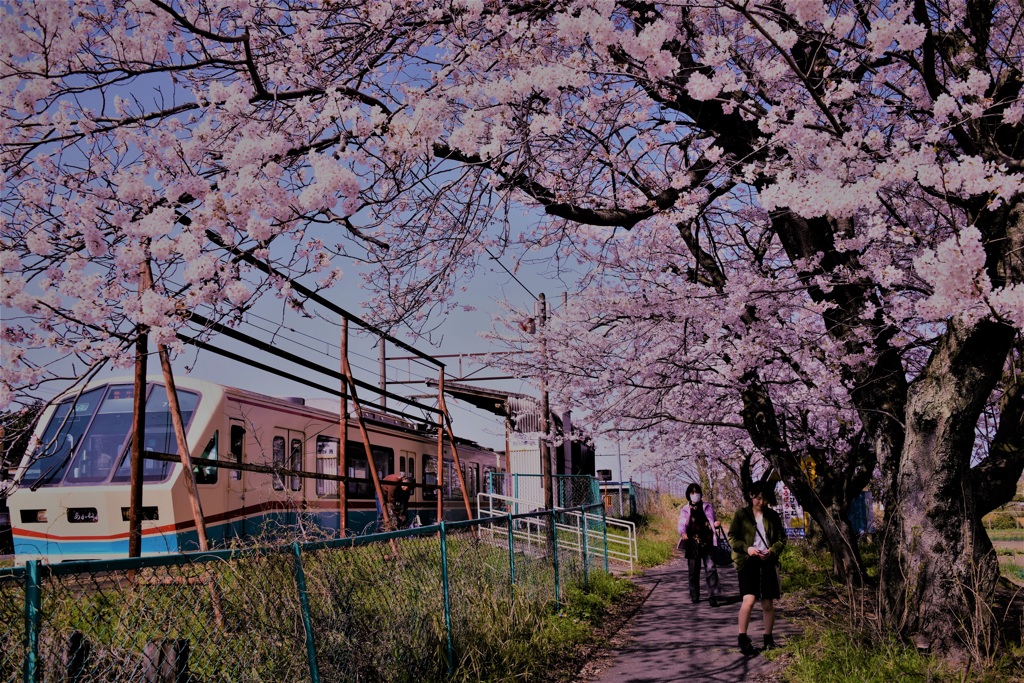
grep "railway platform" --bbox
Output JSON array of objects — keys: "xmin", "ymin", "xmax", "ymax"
[{"xmin": 582, "ymin": 553, "xmax": 797, "ymax": 683}]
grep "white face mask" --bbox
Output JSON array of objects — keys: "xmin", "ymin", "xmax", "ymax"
[{"xmin": 689, "ymin": 493, "xmax": 702, "ymax": 504}]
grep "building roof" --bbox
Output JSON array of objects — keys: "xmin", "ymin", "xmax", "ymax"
[{"xmin": 424, "ymin": 380, "xmax": 555, "ymax": 434}]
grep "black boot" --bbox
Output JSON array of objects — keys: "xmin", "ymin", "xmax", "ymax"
[
  {"xmin": 763, "ymin": 634, "xmax": 779, "ymax": 650},
  {"xmin": 738, "ymin": 634, "xmax": 757, "ymax": 656}
]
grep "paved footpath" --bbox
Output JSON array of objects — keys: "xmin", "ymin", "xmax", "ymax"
[{"xmin": 586, "ymin": 554, "xmax": 798, "ymax": 683}]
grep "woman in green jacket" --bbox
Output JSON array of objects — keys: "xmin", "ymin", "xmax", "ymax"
[{"xmin": 728, "ymin": 480, "xmax": 786, "ymax": 656}]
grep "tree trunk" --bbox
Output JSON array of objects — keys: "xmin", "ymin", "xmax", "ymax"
[{"xmin": 880, "ymin": 317, "xmax": 1013, "ymax": 654}]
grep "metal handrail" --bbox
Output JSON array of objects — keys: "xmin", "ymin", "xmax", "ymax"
[{"xmin": 475, "ymin": 492, "xmax": 638, "ymax": 572}]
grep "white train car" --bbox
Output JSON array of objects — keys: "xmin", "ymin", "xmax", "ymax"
[{"xmin": 8, "ymin": 376, "xmax": 501, "ymax": 563}]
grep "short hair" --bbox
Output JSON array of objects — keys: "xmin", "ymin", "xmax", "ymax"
[
  {"xmin": 685, "ymin": 483, "xmax": 703, "ymax": 498},
  {"xmin": 744, "ymin": 480, "xmax": 775, "ymax": 504}
]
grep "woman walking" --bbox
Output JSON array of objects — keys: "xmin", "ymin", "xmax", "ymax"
[
  {"xmin": 677, "ymin": 483, "xmax": 723, "ymax": 606},
  {"xmin": 728, "ymin": 480, "xmax": 786, "ymax": 655}
]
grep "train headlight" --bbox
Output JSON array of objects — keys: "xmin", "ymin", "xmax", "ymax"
[{"xmin": 21, "ymin": 509, "xmax": 47, "ymax": 523}]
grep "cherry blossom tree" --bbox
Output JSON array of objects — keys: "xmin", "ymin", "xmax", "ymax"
[
  {"xmin": 389, "ymin": 0, "xmax": 1022, "ymax": 655},
  {"xmin": 4, "ymin": 0, "xmax": 1024, "ymax": 657}
]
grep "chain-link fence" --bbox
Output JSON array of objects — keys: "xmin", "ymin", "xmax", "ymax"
[
  {"xmin": 632, "ymin": 483, "xmax": 661, "ymax": 517},
  {"xmin": 486, "ymin": 473, "xmax": 599, "ymax": 510},
  {"xmin": 597, "ymin": 482, "xmax": 663, "ymax": 520},
  {"xmin": 0, "ymin": 503, "xmax": 609, "ymax": 682}
]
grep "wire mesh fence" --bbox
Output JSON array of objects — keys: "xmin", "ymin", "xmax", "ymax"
[
  {"xmin": 485, "ymin": 474, "xmax": 599, "ymax": 510},
  {"xmin": 2, "ymin": 503, "xmax": 609, "ymax": 683}
]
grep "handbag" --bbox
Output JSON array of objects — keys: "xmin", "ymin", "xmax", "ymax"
[{"xmin": 712, "ymin": 527, "xmax": 733, "ymax": 566}]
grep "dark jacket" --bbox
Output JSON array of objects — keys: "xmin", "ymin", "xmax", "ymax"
[{"xmin": 728, "ymin": 505, "xmax": 786, "ymax": 573}]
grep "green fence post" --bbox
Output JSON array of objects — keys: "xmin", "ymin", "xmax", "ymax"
[
  {"xmin": 440, "ymin": 521, "xmax": 454, "ymax": 675},
  {"xmin": 550, "ymin": 510, "xmax": 560, "ymax": 607},
  {"xmin": 24, "ymin": 560, "xmax": 40, "ymax": 683},
  {"xmin": 601, "ymin": 503, "xmax": 610, "ymax": 573},
  {"xmin": 581, "ymin": 510, "xmax": 589, "ymax": 590},
  {"xmin": 292, "ymin": 543, "xmax": 321, "ymax": 683},
  {"xmin": 506, "ymin": 513, "xmax": 516, "ymax": 594}
]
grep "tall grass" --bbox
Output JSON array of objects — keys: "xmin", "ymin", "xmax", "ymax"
[
  {"xmin": 785, "ymin": 624, "xmax": 955, "ymax": 683},
  {"xmin": 449, "ymin": 571, "xmax": 635, "ymax": 682},
  {"xmin": 634, "ymin": 494, "xmax": 681, "ymax": 568}
]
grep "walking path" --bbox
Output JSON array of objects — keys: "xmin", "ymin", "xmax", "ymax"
[{"xmin": 584, "ymin": 554, "xmax": 798, "ymax": 683}]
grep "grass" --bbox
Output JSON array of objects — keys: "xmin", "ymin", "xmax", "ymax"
[
  {"xmin": 988, "ymin": 529, "xmax": 1024, "ymax": 542},
  {"xmin": 633, "ymin": 496, "xmax": 682, "ymax": 568},
  {"xmin": 772, "ymin": 536, "xmax": 1024, "ymax": 683},
  {"xmin": 450, "ymin": 570, "xmax": 636, "ymax": 682},
  {"xmin": 779, "ymin": 541, "xmax": 833, "ymax": 593},
  {"xmin": 784, "ymin": 624, "xmax": 959, "ymax": 683}
]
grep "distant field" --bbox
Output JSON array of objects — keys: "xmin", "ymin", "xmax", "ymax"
[
  {"xmin": 989, "ymin": 529, "xmax": 1024, "ymax": 585},
  {"xmin": 987, "ymin": 528, "xmax": 1024, "ymax": 542}
]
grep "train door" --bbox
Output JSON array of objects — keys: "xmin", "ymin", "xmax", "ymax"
[
  {"xmin": 399, "ymin": 449, "xmax": 416, "ymax": 500},
  {"xmin": 272, "ymin": 428, "xmax": 305, "ymax": 527},
  {"xmin": 227, "ymin": 420, "xmax": 246, "ymax": 541},
  {"xmin": 192, "ymin": 430, "xmax": 224, "ymax": 548},
  {"xmin": 314, "ymin": 436, "xmax": 341, "ymax": 534}
]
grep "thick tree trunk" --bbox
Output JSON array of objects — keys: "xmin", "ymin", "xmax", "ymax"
[{"xmin": 880, "ymin": 317, "xmax": 1013, "ymax": 654}]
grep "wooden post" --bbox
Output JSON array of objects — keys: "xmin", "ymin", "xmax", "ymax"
[
  {"xmin": 128, "ymin": 261, "xmax": 150, "ymax": 558},
  {"xmin": 339, "ymin": 318, "xmax": 349, "ymax": 537},
  {"xmin": 436, "ymin": 368, "xmax": 445, "ymax": 525},
  {"xmin": 141, "ymin": 639, "xmax": 189, "ymax": 683},
  {"xmin": 339, "ymin": 349, "xmax": 391, "ymax": 529},
  {"xmin": 63, "ymin": 631, "xmax": 89, "ymax": 683},
  {"xmin": 437, "ymin": 376, "xmax": 473, "ymax": 521},
  {"xmin": 156, "ymin": 345, "xmax": 210, "ymax": 551}
]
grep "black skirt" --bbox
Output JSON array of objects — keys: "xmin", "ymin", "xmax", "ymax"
[{"xmin": 737, "ymin": 555, "xmax": 781, "ymax": 600}]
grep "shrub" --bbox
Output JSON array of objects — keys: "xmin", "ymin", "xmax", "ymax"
[{"xmin": 983, "ymin": 513, "xmax": 1018, "ymax": 530}]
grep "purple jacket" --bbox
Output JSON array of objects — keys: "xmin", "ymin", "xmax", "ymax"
[{"xmin": 677, "ymin": 500, "xmax": 718, "ymax": 537}]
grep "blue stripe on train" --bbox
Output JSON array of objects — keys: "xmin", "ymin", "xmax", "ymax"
[{"xmin": 14, "ymin": 507, "xmax": 472, "ymax": 561}]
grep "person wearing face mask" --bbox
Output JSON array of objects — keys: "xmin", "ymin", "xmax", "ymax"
[
  {"xmin": 728, "ymin": 480, "xmax": 787, "ymax": 656},
  {"xmin": 677, "ymin": 483, "xmax": 723, "ymax": 606}
]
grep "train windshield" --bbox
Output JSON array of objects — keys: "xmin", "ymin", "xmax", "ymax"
[
  {"xmin": 64, "ymin": 384, "xmax": 135, "ymax": 484},
  {"xmin": 22, "ymin": 383, "xmax": 200, "ymax": 487},
  {"xmin": 110, "ymin": 384, "xmax": 200, "ymax": 483},
  {"xmin": 20, "ymin": 387, "xmax": 105, "ymax": 487}
]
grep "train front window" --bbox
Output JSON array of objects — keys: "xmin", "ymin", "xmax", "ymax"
[
  {"xmin": 20, "ymin": 387, "xmax": 104, "ymax": 487},
  {"xmin": 110, "ymin": 384, "xmax": 200, "ymax": 484},
  {"xmin": 65, "ymin": 385, "xmax": 135, "ymax": 484}
]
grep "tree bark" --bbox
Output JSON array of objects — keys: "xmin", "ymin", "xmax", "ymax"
[{"xmin": 880, "ymin": 316, "xmax": 1014, "ymax": 652}]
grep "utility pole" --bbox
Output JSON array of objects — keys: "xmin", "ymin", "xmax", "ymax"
[
  {"xmin": 539, "ymin": 293, "xmax": 553, "ymax": 511},
  {"xmin": 339, "ymin": 317, "xmax": 349, "ymax": 537},
  {"xmin": 616, "ymin": 440, "xmax": 624, "ymax": 516},
  {"xmin": 379, "ymin": 340, "xmax": 387, "ymax": 409}
]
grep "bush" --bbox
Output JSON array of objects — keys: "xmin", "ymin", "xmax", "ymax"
[
  {"xmin": 983, "ymin": 513, "xmax": 1019, "ymax": 530},
  {"xmin": 786, "ymin": 624, "xmax": 950, "ymax": 683},
  {"xmin": 779, "ymin": 540, "xmax": 833, "ymax": 593}
]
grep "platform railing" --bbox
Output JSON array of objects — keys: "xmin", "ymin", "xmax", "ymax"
[{"xmin": 476, "ymin": 492, "xmax": 637, "ymax": 572}]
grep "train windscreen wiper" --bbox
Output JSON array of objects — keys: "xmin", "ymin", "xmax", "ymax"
[{"xmin": 29, "ymin": 436, "xmax": 75, "ymax": 491}]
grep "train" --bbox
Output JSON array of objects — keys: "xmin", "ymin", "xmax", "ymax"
[{"xmin": 7, "ymin": 376, "xmax": 502, "ymax": 563}]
